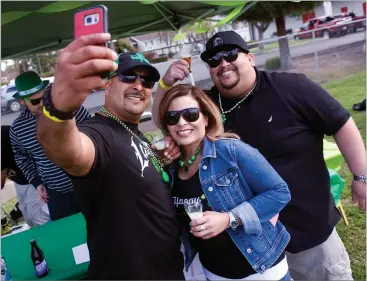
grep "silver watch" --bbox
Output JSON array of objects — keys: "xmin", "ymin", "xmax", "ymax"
[
  {"xmin": 227, "ymin": 211, "xmax": 239, "ymax": 230},
  {"xmin": 353, "ymin": 174, "xmax": 367, "ymax": 182}
]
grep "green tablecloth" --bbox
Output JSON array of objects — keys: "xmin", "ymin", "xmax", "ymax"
[{"xmin": 1, "ymin": 213, "xmax": 88, "ymax": 280}]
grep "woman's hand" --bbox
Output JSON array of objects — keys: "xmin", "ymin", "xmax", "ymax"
[{"xmin": 190, "ymin": 211, "xmax": 230, "ymax": 240}]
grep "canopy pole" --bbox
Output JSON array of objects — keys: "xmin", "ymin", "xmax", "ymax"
[
  {"xmin": 230, "ymin": 1, "xmax": 257, "ymax": 23},
  {"xmin": 176, "ymin": 14, "xmax": 221, "ymax": 22},
  {"xmin": 156, "ymin": 2, "xmax": 174, "ymax": 16},
  {"xmin": 152, "ymin": 3, "xmax": 177, "ymax": 31}
]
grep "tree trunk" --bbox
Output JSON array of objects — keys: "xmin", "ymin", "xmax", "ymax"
[
  {"xmin": 258, "ymin": 30, "xmax": 264, "ymax": 50},
  {"xmin": 275, "ymin": 11, "xmax": 291, "ymax": 70}
]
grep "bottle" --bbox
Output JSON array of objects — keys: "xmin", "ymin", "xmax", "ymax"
[
  {"xmin": 1, "ymin": 257, "xmax": 12, "ymax": 281},
  {"xmin": 30, "ymin": 240, "xmax": 49, "ymax": 277}
]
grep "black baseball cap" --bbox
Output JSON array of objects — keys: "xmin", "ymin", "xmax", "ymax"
[
  {"xmin": 200, "ymin": 31, "xmax": 250, "ymax": 61},
  {"xmin": 107, "ymin": 52, "xmax": 160, "ymax": 81}
]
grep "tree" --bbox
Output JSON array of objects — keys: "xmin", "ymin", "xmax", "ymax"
[
  {"xmin": 236, "ymin": 1, "xmax": 321, "ymax": 70},
  {"xmin": 114, "ymin": 38, "xmax": 137, "ymax": 53},
  {"xmin": 252, "ymin": 22, "xmax": 271, "ymax": 50}
]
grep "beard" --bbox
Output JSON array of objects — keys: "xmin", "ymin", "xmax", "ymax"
[{"xmin": 216, "ymin": 65, "xmax": 240, "ymax": 90}]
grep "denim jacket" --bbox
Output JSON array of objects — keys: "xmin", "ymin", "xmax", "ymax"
[{"xmin": 168, "ymin": 137, "xmax": 291, "ymax": 274}]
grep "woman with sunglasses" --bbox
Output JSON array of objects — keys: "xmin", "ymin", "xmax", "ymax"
[{"xmin": 158, "ymin": 84, "xmax": 292, "ymax": 280}]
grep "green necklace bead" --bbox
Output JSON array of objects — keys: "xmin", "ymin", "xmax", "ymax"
[
  {"xmin": 179, "ymin": 146, "xmax": 201, "ymax": 172},
  {"xmin": 222, "ymin": 113, "xmax": 227, "ymax": 123},
  {"xmin": 161, "ymin": 170, "xmax": 169, "ymax": 183}
]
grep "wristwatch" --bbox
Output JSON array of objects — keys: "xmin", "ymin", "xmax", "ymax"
[
  {"xmin": 227, "ymin": 211, "xmax": 239, "ymax": 231},
  {"xmin": 42, "ymin": 84, "xmax": 77, "ymax": 121},
  {"xmin": 353, "ymin": 174, "xmax": 367, "ymax": 182}
]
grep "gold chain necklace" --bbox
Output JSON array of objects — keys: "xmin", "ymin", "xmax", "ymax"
[{"xmin": 100, "ymin": 107, "xmax": 170, "ymax": 183}]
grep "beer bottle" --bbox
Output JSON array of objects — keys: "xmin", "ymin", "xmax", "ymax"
[
  {"xmin": 1, "ymin": 257, "xmax": 12, "ymax": 281},
  {"xmin": 30, "ymin": 240, "xmax": 49, "ymax": 277}
]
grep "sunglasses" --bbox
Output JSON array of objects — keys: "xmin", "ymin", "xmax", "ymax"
[
  {"xmin": 24, "ymin": 96, "xmax": 42, "ymax": 106},
  {"xmin": 206, "ymin": 48, "xmax": 242, "ymax": 68},
  {"xmin": 118, "ymin": 73, "xmax": 155, "ymax": 89},
  {"xmin": 165, "ymin": 108, "xmax": 201, "ymax": 126}
]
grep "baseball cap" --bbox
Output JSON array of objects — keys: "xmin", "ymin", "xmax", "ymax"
[
  {"xmin": 200, "ymin": 31, "xmax": 250, "ymax": 62},
  {"xmin": 107, "ymin": 52, "xmax": 160, "ymax": 82}
]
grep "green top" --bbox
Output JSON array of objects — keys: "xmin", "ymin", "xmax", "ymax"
[{"xmin": 1, "ymin": 213, "xmax": 88, "ymax": 280}]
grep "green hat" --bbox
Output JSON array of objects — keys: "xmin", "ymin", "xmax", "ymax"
[
  {"xmin": 106, "ymin": 52, "xmax": 160, "ymax": 82},
  {"xmin": 13, "ymin": 71, "xmax": 49, "ymax": 99}
]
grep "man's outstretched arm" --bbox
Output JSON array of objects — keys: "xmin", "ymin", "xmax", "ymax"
[{"xmin": 37, "ymin": 33, "xmax": 118, "ymax": 176}]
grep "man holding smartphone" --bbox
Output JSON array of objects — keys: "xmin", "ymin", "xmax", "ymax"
[
  {"xmin": 36, "ymin": 34, "xmax": 183, "ymax": 279},
  {"xmin": 10, "ymin": 71, "xmax": 91, "ymax": 221}
]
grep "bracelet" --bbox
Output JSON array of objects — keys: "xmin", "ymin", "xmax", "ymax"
[
  {"xmin": 42, "ymin": 83, "xmax": 77, "ymax": 121},
  {"xmin": 159, "ymin": 79, "xmax": 172, "ymax": 90},
  {"xmin": 43, "ymin": 107, "xmax": 65, "ymax": 123},
  {"xmin": 353, "ymin": 174, "xmax": 366, "ymax": 182}
]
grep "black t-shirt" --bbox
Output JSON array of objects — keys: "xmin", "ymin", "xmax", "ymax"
[
  {"xmin": 206, "ymin": 68, "xmax": 350, "ymax": 253},
  {"xmin": 172, "ymin": 171, "xmax": 284, "ymax": 278},
  {"xmin": 71, "ymin": 114, "xmax": 184, "ymax": 280},
  {"xmin": 1, "ymin": 126, "xmax": 29, "ymax": 185}
]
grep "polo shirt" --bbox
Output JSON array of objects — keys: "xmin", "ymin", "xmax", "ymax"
[{"xmin": 205, "ymin": 68, "xmax": 350, "ymax": 253}]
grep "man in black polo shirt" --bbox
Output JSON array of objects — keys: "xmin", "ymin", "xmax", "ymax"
[
  {"xmin": 153, "ymin": 31, "xmax": 366, "ymax": 280},
  {"xmin": 1, "ymin": 126, "xmax": 50, "ymax": 226}
]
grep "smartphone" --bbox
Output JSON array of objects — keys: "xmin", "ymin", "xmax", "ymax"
[
  {"xmin": 74, "ymin": 5, "xmax": 110, "ymax": 78},
  {"xmin": 74, "ymin": 5, "xmax": 108, "ymax": 47}
]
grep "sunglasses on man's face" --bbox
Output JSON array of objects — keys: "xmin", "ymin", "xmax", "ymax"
[
  {"xmin": 206, "ymin": 48, "xmax": 241, "ymax": 68},
  {"xmin": 118, "ymin": 73, "xmax": 155, "ymax": 89},
  {"xmin": 24, "ymin": 96, "xmax": 42, "ymax": 106},
  {"xmin": 165, "ymin": 107, "xmax": 201, "ymax": 126}
]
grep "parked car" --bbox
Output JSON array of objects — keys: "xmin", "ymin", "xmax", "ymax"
[
  {"xmin": 1, "ymin": 84, "xmax": 22, "ymax": 113},
  {"xmin": 140, "ymin": 110, "xmax": 152, "ymax": 122},
  {"xmin": 334, "ymin": 12, "xmax": 366, "ymax": 33},
  {"xmin": 271, "ymin": 29, "xmax": 293, "ymax": 38},
  {"xmin": 294, "ymin": 16, "xmax": 348, "ymax": 40}
]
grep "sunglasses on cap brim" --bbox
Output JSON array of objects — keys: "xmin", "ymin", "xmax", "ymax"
[
  {"xmin": 165, "ymin": 108, "xmax": 201, "ymax": 126},
  {"xmin": 206, "ymin": 48, "xmax": 245, "ymax": 68},
  {"xmin": 24, "ymin": 96, "xmax": 42, "ymax": 106},
  {"xmin": 118, "ymin": 73, "xmax": 155, "ymax": 89}
]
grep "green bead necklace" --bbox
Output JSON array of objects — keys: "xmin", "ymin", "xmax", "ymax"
[
  {"xmin": 178, "ymin": 147, "xmax": 201, "ymax": 172},
  {"xmin": 100, "ymin": 107, "xmax": 170, "ymax": 183}
]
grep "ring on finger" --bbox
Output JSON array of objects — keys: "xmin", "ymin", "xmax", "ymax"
[{"xmin": 200, "ymin": 225, "xmax": 206, "ymax": 232}]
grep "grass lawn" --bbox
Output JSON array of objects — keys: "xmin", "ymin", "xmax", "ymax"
[
  {"xmin": 323, "ymin": 71, "xmax": 366, "ymax": 280},
  {"xmin": 251, "ymin": 38, "xmax": 318, "ymax": 53}
]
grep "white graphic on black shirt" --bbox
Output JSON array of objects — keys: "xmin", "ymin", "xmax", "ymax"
[
  {"xmin": 130, "ymin": 137, "xmax": 149, "ymax": 177},
  {"xmin": 172, "ymin": 196, "xmax": 201, "ymax": 208}
]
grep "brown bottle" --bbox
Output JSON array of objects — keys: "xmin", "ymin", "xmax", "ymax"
[{"xmin": 30, "ymin": 240, "xmax": 49, "ymax": 277}]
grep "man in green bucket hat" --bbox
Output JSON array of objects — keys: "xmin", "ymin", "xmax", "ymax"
[{"xmin": 10, "ymin": 71, "xmax": 92, "ymax": 221}]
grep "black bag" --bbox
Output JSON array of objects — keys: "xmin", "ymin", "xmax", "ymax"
[
  {"xmin": 9, "ymin": 202, "xmax": 23, "ymax": 221},
  {"xmin": 353, "ymin": 99, "xmax": 366, "ymax": 111}
]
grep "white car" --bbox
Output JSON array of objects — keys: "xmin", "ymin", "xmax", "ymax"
[
  {"xmin": 1, "ymin": 85, "xmax": 22, "ymax": 112},
  {"xmin": 141, "ymin": 110, "xmax": 152, "ymax": 122}
]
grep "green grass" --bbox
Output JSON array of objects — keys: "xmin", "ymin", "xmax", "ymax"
[
  {"xmin": 322, "ymin": 71, "xmax": 366, "ymax": 280},
  {"xmin": 251, "ymin": 38, "xmax": 316, "ymax": 53},
  {"xmin": 2, "ymin": 197, "xmax": 17, "ymax": 214}
]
